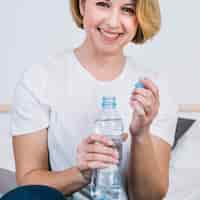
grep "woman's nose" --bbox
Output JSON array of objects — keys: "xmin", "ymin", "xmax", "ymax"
[{"xmin": 106, "ymin": 10, "xmax": 121, "ymax": 29}]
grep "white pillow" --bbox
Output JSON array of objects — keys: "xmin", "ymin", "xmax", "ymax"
[{"xmin": 165, "ymin": 120, "xmax": 200, "ymax": 200}]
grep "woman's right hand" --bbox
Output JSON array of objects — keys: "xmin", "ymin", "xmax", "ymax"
[{"xmin": 76, "ymin": 134, "xmax": 119, "ymax": 181}]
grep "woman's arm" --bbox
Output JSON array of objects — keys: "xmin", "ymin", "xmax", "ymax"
[
  {"xmin": 13, "ymin": 129, "xmax": 118, "ymax": 196},
  {"xmin": 128, "ymin": 78, "xmax": 173, "ymax": 200},
  {"xmin": 13, "ymin": 129, "xmax": 88, "ymax": 196},
  {"xmin": 127, "ymin": 131, "xmax": 170, "ymax": 200}
]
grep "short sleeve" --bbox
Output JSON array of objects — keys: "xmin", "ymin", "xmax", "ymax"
[
  {"xmin": 11, "ymin": 65, "xmax": 50, "ymax": 135},
  {"xmin": 150, "ymin": 73, "xmax": 178, "ymax": 146}
]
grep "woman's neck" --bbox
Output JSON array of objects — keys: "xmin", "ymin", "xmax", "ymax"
[{"xmin": 74, "ymin": 38, "xmax": 126, "ymax": 81}]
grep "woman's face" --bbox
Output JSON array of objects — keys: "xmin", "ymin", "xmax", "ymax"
[{"xmin": 80, "ymin": 0, "xmax": 138, "ymax": 54}]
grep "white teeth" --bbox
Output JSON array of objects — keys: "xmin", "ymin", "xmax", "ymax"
[{"xmin": 99, "ymin": 28, "xmax": 120, "ymax": 39}]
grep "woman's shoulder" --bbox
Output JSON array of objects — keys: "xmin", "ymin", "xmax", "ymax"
[
  {"xmin": 42, "ymin": 48, "xmax": 74, "ymax": 76},
  {"xmin": 15, "ymin": 49, "xmax": 74, "ymax": 102},
  {"xmin": 21, "ymin": 49, "xmax": 73, "ymax": 83}
]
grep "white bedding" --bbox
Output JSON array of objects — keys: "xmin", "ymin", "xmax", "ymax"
[{"xmin": 165, "ymin": 120, "xmax": 200, "ymax": 200}]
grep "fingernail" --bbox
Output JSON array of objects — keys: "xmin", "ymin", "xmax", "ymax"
[
  {"xmin": 121, "ymin": 133, "xmax": 128, "ymax": 142},
  {"xmin": 108, "ymin": 140, "xmax": 114, "ymax": 146},
  {"xmin": 115, "ymin": 159, "xmax": 119, "ymax": 164},
  {"xmin": 114, "ymin": 151, "xmax": 119, "ymax": 158}
]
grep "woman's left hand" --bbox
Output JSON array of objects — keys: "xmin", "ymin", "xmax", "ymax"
[{"xmin": 129, "ymin": 78, "xmax": 160, "ymax": 137}]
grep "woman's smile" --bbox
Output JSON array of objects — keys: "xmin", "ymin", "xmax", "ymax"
[{"xmin": 97, "ymin": 27, "xmax": 123, "ymax": 43}]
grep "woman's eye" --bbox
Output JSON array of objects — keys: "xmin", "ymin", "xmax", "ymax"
[
  {"xmin": 122, "ymin": 7, "xmax": 135, "ymax": 15},
  {"xmin": 96, "ymin": 2, "xmax": 110, "ymax": 8}
]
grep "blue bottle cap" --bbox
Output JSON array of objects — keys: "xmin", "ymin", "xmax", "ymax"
[{"xmin": 134, "ymin": 81, "xmax": 144, "ymax": 89}]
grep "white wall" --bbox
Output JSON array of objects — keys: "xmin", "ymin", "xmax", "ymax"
[{"xmin": 0, "ymin": 0, "xmax": 200, "ymax": 170}]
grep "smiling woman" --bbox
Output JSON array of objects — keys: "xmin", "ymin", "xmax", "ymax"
[
  {"xmin": 70, "ymin": 0, "xmax": 161, "ymax": 44},
  {"xmin": 8, "ymin": 0, "xmax": 179, "ymax": 200}
]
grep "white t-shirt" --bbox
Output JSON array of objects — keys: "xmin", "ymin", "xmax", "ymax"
[{"xmin": 11, "ymin": 49, "xmax": 177, "ymax": 199}]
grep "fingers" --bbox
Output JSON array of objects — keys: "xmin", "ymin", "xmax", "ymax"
[
  {"xmin": 84, "ymin": 134, "xmax": 114, "ymax": 146},
  {"xmin": 77, "ymin": 150, "xmax": 118, "ymax": 170},
  {"xmin": 131, "ymin": 78, "xmax": 160, "ymax": 116},
  {"xmin": 77, "ymin": 160, "xmax": 111, "ymax": 171},
  {"xmin": 82, "ymin": 142, "xmax": 119, "ymax": 161},
  {"xmin": 85, "ymin": 142, "xmax": 118, "ymax": 157},
  {"xmin": 130, "ymin": 100, "xmax": 145, "ymax": 116},
  {"xmin": 77, "ymin": 134, "xmax": 120, "ymax": 171},
  {"xmin": 131, "ymin": 93, "xmax": 153, "ymax": 115},
  {"xmin": 138, "ymin": 78, "xmax": 159, "ymax": 99},
  {"xmin": 121, "ymin": 132, "xmax": 128, "ymax": 142},
  {"xmin": 133, "ymin": 88, "xmax": 155, "ymax": 105},
  {"xmin": 80, "ymin": 161, "xmax": 112, "ymax": 170},
  {"xmin": 83, "ymin": 152, "xmax": 118, "ymax": 164}
]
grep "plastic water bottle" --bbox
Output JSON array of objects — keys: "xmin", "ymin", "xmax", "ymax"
[{"xmin": 90, "ymin": 96, "xmax": 124, "ymax": 200}]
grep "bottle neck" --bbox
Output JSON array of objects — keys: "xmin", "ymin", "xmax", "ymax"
[
  {"xmin": 101, "ymin": 106, "xmax": 120, "ymax": 119},
  {"xmin": 102, "ymin": 105, "xmax": 116, "ymax": 111}
]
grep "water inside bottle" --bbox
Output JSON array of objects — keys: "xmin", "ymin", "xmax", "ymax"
[{"xmin": 90, "ymin": 136, "xmax": 123, "ymax": 200}]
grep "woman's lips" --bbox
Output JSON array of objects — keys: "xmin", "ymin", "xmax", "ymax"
[{"xmin": 97, "ymin": 27, "xmax": 123, "ymax": 42}]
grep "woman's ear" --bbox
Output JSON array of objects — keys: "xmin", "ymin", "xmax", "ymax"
[{"xmin": 79, "ymin": 0, "xmax": 86, "ymax": 17}]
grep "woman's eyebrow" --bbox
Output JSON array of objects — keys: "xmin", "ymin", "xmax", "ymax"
[
  {"xmin": 123, "ymin": 3, "xmax": 136, "ymax": 7},
  {"xmin": 109, "ymin": 0, "xmax": 135, "ymax": 4},
  {"xmin": 105, "ymin": 0, "xmax": 136, "ymax": 7}
]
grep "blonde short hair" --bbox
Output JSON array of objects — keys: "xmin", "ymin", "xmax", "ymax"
[{"xmin": 70, "ymin": 0, "xmax": 161, "ymax": 44}]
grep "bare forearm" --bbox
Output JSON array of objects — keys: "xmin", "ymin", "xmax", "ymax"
[
  {"xmin": 17, "ymin": 167, "xmax": 89, "ymax": 196},
  {"xmin": 128, "ymin": 133, "xmax": 167, "ymax": 200}
]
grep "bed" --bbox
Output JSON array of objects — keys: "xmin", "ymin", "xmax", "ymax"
[{"xmin": 1, "ymin": 104, "xmax": 200, "ymax": 199}]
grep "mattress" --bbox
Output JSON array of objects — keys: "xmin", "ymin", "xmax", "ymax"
[{"xmin": 165, "ymin": 120, "xmax": 200, "ymax": 200}]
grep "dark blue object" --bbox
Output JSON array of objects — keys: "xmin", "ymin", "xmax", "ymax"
[
  {"xmin": 172, "ymin": 118, "xmax": 195, "ymax": 149},
  {"xmin": 134, "ymin": 81, "xmax": 144, "ymax": 89},
  {"xmin": 1, "ymin": 185, "xmax": 66, "ymax": 200}
]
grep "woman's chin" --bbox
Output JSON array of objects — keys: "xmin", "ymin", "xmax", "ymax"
[{"xmin": 95, "ymin": 44, "xmax": 123, "ymax": 56}]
